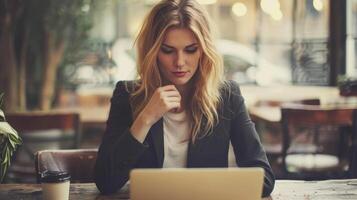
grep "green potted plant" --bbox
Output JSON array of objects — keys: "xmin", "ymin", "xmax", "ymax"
[{"xmin": 0, "ymin": 93, "xmax": 22, "ymax": 182}]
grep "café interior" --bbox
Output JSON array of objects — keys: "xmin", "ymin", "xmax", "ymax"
[{"xmin": 0, "ymin": 0, "xmax": 357, "ymax": 199}]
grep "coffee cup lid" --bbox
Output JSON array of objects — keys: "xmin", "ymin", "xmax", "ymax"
[{"xmin": 40, "ymin": 170, "xmax": 71, "ymax": 183}]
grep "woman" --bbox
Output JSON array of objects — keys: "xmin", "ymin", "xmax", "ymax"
[{"xmin": 94, "ymin": 0, "xmax": 275, "ymax": 197}]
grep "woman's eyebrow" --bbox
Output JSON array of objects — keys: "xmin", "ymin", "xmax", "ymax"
[
  {"xmin": 185, "ymin": 43, "xmax": 198, "ymax": 48},
  {"xmin": 161, "ymin": 43, "xmax": 198, "ymax": 48},
  {"xmin": 161, "ymin": 44, "xmax": 174, "ymax": 48}
]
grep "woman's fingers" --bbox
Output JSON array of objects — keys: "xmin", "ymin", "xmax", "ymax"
[
  {"xmin": 147, "ymin": 85, "xmax": 182, "ymax": 113},
  {"xmin": 157, "ymin": 85, "xmax": 181, "ymax": 104},
  {"xmin": 167, "ymin": 102, "xmax": 181, "ymax": 109},
  {"xmin": 165, "ymin": 96, "xmax": 181, "ymax": 102},
  {"xmin": 163, "ymin": 90, "xmax": 181, "ymax": 98}
]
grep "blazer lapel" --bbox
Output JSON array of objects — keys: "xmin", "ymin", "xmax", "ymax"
[
  {"xmin": 187, "ymin": 140, "xmax": 194, "ymax": 167},
  {"xmin": 150, "ymin": 118, "xmax": 164, "ymax": 167},
  {"xmin": 187, "ymin": 127, "xmax": 207, "ymax": 168},
  {"xmin": 186, "ymin": 136, "xmax": 203, "ymax": 167}
]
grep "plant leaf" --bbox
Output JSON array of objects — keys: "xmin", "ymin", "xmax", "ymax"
[
  {"xmin": 0, "ymin": 110, "xmax": 5, "ymax": 122},
  {"xmin": 0, "ymin": 122, "xmax": 18, "ymax": 136},
  {"xmin": 0, "ymin": 93, "xmax": 4, "ymax": 108},
  {"xmin": 0, "ymin": 120, "xmax": 21, "ymax": 182},
  {"xmin": 1, "ymin": 143, "xmax": 8, "ymax": 164},
  {"xmin": 0, "ymin": 93, "xmax": 21, "ymax": 183}
]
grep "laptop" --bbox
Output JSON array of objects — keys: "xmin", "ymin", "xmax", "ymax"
[{"xmin": 130, "ymin": 167, "xmax": 264, "ymax": 200}]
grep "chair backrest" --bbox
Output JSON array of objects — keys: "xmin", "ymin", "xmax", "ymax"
[
  {"xmin": 3, "ymin": 112, "xmax": 82, "ymax": 183},
  {"xmin": 252, "ymin": 98, "xmax": 321, "ymax": 178},
  {"xmin": 35, "ymin": 149, "xmax": 97, "ymax": 183},
  {"xmin": 281, "ymin": 104, "xmax": 357, "ymax": 178},
  {"xmin": 6, "ymin": 111, "xmax": 81, "ymax": 148}
]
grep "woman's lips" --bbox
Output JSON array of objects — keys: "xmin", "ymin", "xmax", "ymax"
[{"xmin": 172, "ymin": 71, "xmax": 187, "ymax": 77}]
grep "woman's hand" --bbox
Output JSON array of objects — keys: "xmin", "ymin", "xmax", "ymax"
[{"xmin": 130, "ymin": 85, "xmax": 181, "ymax": 142}]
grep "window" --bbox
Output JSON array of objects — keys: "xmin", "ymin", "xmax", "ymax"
[
  {"xmin": 346, "ymin": 0, "xmax": 357, "ymax": 77},
  {"xmin": 291, "ymin": 0, "xmax": 330, "ymax": 85}
]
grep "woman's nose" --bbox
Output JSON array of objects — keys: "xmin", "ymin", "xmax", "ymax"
[{"xmin": 176, "ymin": 52, "xmax": 185, "ymax": 68}]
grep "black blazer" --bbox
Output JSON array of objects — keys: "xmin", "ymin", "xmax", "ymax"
[{"xmin": 94, "ymin": 80, "xmax": 275, "ymax": 197}]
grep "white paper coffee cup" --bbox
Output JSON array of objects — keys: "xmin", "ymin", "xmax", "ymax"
[{"xmin": 41, "ymin": 171, "xmax": 71, "ymax": 200}]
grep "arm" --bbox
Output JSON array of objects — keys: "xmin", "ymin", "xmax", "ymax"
[
  {"xmin": 94, "ymin": 81, "xmax": 148, "ymax": 194},
  {"xmin": 94, "ymin": 82, "xmax": 182, "ymax": 194},
  {"xmin": 228, "ymin": 81, "xmax": 275, "ymax": 197}
]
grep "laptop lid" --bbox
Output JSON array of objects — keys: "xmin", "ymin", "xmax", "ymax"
[{"xmin": 130, "ymin": 167, "xmax": 264, "ymax": 200}]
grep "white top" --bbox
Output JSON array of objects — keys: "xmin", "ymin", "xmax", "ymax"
[
  {"xmin": 163, "ymin": 110, "xmax": 191, "ymax": 168},
  {"xmin": 162, "ymin": 110, "xmax": 238, "ymax": 168}
]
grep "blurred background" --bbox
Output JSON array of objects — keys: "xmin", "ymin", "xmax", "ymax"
[
  {"xmin": 1, "ymin": 0, "xmax": 356, "ymax": 112},
  {"xmin": 1, "ymin": 0, "xmax": 357, "ymax": 183}
]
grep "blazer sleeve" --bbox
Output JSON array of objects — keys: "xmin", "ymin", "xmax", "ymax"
[
  {"xmin": 94, "ymin": 81, "xmax": 148, "ymax": 194},
  {"xmin": 227, "ymin": 81, "xmax": 275, "ymax": 197}
]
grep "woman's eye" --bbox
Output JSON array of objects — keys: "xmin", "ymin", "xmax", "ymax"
[
  {"xmin": 161, "ymin": 47, "xmax": 173, "ymax": 54},
  {"xmin": 185, "ymin": 47, "xmax": 197, "ymax": 54}
]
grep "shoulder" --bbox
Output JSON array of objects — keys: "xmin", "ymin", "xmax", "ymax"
[
  {"xmin": 113, "ymin": 80, "xmax": 140, "ymax": 96},
  {"xmin": 110, "ymin": 80, "xmax": 140, "ymax": 105},
  {"xmin": 219, "ymin": 80, "xmax": 242, "ymax": 100},
  {"xmin": 219, "ymin": 80, "xmax": 244, "ymax": 115}
]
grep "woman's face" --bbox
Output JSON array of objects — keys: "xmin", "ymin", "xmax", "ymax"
[{"xmin": 157, "ymin": 27, "xmax": 202, "ymax": 87}]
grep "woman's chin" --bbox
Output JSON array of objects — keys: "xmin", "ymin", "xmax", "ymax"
[{"xmin": 168, "ymin": 77, "xmax": 192, "ymax": 86}]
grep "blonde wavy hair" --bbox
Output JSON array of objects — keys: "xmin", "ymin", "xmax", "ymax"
[{"xmin": 130, "ymin": 0, "xmax": 225, "ymax": 142}]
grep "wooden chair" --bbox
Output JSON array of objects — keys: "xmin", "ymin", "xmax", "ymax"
[
  {"xmin": 349, "ymin": 110, "xmax": 357, "ymax": 178},
  {"xmin": 4, "ymin": 112, "xmax": 81, "ymax": 183},
  {"xmin": 35, "ymin": 149, "xmax": 97, "ymax": 183},
  {"xmin": 280, "ymin": 104, "xmax": 357, "ymax": 180},
  {"xmin": 252, "ymin": 99, "xmax": 321, "ymax": 178}
]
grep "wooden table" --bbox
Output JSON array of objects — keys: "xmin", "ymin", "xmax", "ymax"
[
  {"xmin": 1, "ymin": 179, "xmax": 357, "ymax": 199},
  {"xmin": 241, "ymin": 85, "xmax": 355, "ymax": 123},
  {"xmin": 240, "ymin": 85, "xmax": 339, "ymax": 108},
  {"xmin": 250, "ymin": 102, "xmax": 357, "ymax": 124},
  {"xmin": 245, "ymin": 86, "xmax": 357, "ymax": 123}
]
